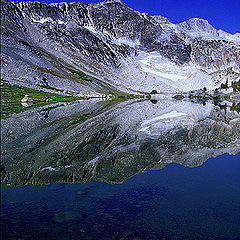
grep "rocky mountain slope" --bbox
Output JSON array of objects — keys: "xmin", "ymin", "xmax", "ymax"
[{"xmin": 1, "ymin": 0, "xmax": 240, "ymax": 95}]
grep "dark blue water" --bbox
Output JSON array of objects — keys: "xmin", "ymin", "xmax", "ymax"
[{"xmin": 1, "ymin": 153, "xmax": 240, "ymax": 240}]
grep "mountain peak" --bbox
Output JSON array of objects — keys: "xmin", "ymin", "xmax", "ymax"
[
  {"xmin": 186, "ymin": 17, "xmax": 209, "ymax": 23},
  {"xmin": 103, "ymin": 0, "xmax": 124, "ymax": 4},
  {"xmin": 152, "ymin": 15, "xmax": 170, "ymax": 25},
  {"xmin": 177, "ymin": 18, "xmax": 213, "ymax": 29},
  {"xmin": 176, "ymin": 17, "xmax": 218, "ymax": 39}
]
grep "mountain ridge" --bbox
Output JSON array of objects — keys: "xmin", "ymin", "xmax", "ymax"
[{"xmin": 1, "ymin": 0, "xmax": 240, "ymax": 95}]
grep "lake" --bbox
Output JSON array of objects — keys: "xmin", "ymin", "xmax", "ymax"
[{"xmin": 1, "ymin": 97, "xmax": 240, "ymax": 239}]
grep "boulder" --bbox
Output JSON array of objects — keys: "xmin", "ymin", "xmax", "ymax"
[{"xmin": 21, "ymin": 95, "xmax": 34, "ymax": 103}]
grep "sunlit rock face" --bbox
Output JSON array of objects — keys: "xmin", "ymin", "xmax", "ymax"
[
  {"xmin": 190, "ymin": 40, "xmax": 240, "ymax": 72},
  {"xmin": 1, "ymin": 0, "xmax": 239, "ymax": 94},
  {"xmin": 1, "ymin": 99, "xmax": 240, "ymax": 186}
]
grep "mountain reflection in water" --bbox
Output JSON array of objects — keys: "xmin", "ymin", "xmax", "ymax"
[
  {"xmin": 1, "ymin": 98, "xmax": 240, "ymax": 186},
  {"xmin": 1, "ymin": 98, "xmax": 240, "ymax": 240}
]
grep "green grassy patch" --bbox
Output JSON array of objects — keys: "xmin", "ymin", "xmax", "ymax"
[
  {"xmin": 67, "ymin": 68, "xmax": 91, "ymax": 82},
  {"xmin": 230, "ymin": 102, "xmax": 240, "ymax": 113},
  {"xmin": 0, "ymin": 80, "xmax": 83, "ymax": 118},
  {"xmin": 68, "ymin": 113, "xmax": 91, "ymax": 127},
  {"xmin": 38, "ymin": 84, "xmax": 64, "ymax": 92},
  {"xmin": 105, "ymin": 90, "xmax": 144, "ymax": 100}
]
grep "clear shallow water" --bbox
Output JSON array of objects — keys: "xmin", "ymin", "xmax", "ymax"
[{"xmin": 1, "ymin": 153, "xmax": 240, "ymax": 240}]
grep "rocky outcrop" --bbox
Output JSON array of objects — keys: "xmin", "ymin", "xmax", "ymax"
[
  {"xmin": 190, "ymin": 39, "xmax": 240, "ymax": 72},
  {"xmin": 210, "ymin": 67, "xmax": 240, "ymax": 86}
]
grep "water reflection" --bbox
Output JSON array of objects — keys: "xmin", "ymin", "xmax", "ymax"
[
  {"xmin": 1, "ymin": 98, "xmax": 240, "ymax": 186},
  {"xmin": 2, "ymin": 154, "xmax": 240, "ymax": 239},
  {"xmin": 150, "ymin": 99, "xmax": 158, "ymax": 104}
]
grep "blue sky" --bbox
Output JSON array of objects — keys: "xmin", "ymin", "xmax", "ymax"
[{"xmin": 13, "ymin": 0, "xmax": 240, "ymax": 34}]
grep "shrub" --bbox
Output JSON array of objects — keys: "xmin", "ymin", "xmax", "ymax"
[
  {"xmin": 150, "ymin": 90, "xmax": 158, "ymax": 94},
  {"xmin": 231, "ymin": 80, "xmax": 240, "ymax": 92},
  {"xmin": 221, "ymin": 83, "xmax": 228, "ymax": 89}
]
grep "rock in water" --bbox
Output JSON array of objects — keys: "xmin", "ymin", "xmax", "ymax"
[
  {"xmin": 173, "ymin": 94, "xmax": 185, "ymax": 100},
  {"xmin": 53, "ymin": 211, "xmax": 85, "ymax": 223}
]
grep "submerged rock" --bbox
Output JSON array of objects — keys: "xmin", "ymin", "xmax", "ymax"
[
  {"xmin": 47, "ymin": 183, "xmax": 65, "ymax": 192},
  {"xmin": 173, "ymin": 94, "xmax": 185, "ymax": 100},
  {"xmin": 53, "ymin": 211, "xmax": 85, "ymax": 223}
]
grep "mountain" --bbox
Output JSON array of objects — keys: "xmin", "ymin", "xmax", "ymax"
[{"xmin": 1, "ymin": 0, "xmax": 240, "ymax": 95}]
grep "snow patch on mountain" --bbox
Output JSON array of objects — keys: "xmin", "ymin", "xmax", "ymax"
[
  {"xmin": 112, "ymin": 37, "xmax": 140, "ymax": 48},
  {"xmin": 32, "ymin": 17, "xmax": 52, "ymax": 24},
  {"xmin": 31, "ymin": 17, "xmax": 67, "ymax": 25},
  {"xmin": 84, "ymin": 25, "xmax": 98, "ymax": 34},
  {"xmin": 218, "ymin": 30, "xmax": 240, "ymax": 43},
  {"xmin": 136, "ymin": 52, "xmax": 214, "ymax": 91},
  {"xmin": 57, "ymin": 20, "xmax": 67, "ymax": 25},
  {"xmin": 141, "ymin": 67, "xmax": 187, "ymax": 82},
  {"xmin": 88, "ymin": 156, "xmax": 100, "ymax": 164}
]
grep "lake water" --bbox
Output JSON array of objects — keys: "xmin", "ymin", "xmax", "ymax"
[{"xmin": 1, "ymin": 98, "xmax": 240, "ymax": 239}]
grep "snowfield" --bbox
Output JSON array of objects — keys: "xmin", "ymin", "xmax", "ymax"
[
  {"xmin": 141, "ymin": 66, "xmax": 187, "ymax": 82},
  {"xmin": 110, "ymin": 51, "xmax": 215, "ymax": 93}
]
